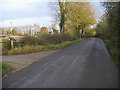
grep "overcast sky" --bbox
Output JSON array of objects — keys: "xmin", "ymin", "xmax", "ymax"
[{"xmin": 0, "ymin": 0, "xmax": 105, "ymax": 27}]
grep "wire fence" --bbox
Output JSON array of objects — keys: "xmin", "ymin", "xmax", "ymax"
[{"xmin": 1, "ymin": 41, "xmax": 23, "ymax": 50}]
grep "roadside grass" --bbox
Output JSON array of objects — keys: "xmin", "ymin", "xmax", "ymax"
[
  {"xmin": 8, "ymin": 39, "xmax": 83, "ymax": 55},
  {"xmin": 103, "ymin": 39, "xmax": 120, "ymax": 64},
  {"xmin": 0, "ymin": 62, "xmax": 9, "ymax": 75}
]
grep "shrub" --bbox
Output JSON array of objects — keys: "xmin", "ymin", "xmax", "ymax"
[
  {"xmin": 38, "ymin": 34, "xmax": 61, "ymax": 45},
  {"xmin": 103, "ymin": 39, "xmax": 120, "ymax": 64},
  {"xmin": 2, "ymin": 39, "xmax": 11, "ymax": 55},
  {"xmin": 35, "ymin": 33, "xmax": 73, "ymax": 45},
  {"xmin": 66, "ymin": 30, "xmax": 80, "ymax": 40},
  {"xmin": 8, "ymin": 45, "xmax": 44, "ymax": 55},
  {"xmin": 0, "ymin": 63, "xmax": 9, "ymax": 75},
  {"xmin": 13, "ymin": 42, "xmax": 22, "ymax": 47},
  {"xmin": 8, "ymin": 39, "xmax": 82, "ymax": 55},
  {"xmin": 20, "ymin": 36, "xmax": 39, "ymax": 46},
  {"xmin": 60, "ymin": 33, "xmax": 74, "ymax": 41},
  {"xmin": 19, "ymin": 33, "xmax": 77, "ymax": 46},
  {"xmin": 3, "ymin": 32, "xmax": 81, "ymax": 55},
  {"xmin": 39, "ymin": 26, "xmax": 48, "ymax": 35}
]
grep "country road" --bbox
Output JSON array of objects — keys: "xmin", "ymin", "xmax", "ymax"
[{"xmin": 2, "ymin": 38, "xmax": 118, "ymax": 88}]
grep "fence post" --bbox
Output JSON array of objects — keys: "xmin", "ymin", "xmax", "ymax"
[
  {"xmin": 11, "ymin": 40, "xmax": 14, "ymax": 49},
  {"xmin": 19, "ymin": 42, "xmax": 21, "ymax": 47}
]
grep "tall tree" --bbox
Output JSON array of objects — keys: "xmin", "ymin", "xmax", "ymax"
[
  {"xmin": 58, "ymin": 1, "xmax": 68, "ymax": 32},
  {"xmin": 65, "ymin": 2, "xmax": 96, "ymax": 37},
  {"xmin": 0, "ymin": 28, "xmax": 5, "ymax": 34},
  {"xmin": 101, "ymin": 2, "xmax": 119, "ymax": 44},
  {"xmin": 6, "ymin": 29, "xmax": 11, "ymax": 35},
  {"xmin": 51, "ymin": 24, "xmax": 59, "ymax": 34},
  {"xmin": 95, "ymin": 2, "xmax": 120, "ymax": 63},
  {"xmin": 49, "ymin": 0, "xmax": 68, "ymax": 33},
  {"xmin": 40, "ymin": 26, "xmax": 48, "ymax": 35},
  {"xmin": 12, "ymin": 27, "xmax": 18, "ymax": 35},
  {"xmin": 50, "ymin": 2, "xmax": 96, "ymax": 37}
]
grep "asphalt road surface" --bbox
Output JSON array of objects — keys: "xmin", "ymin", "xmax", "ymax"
[{"xmin": 2, "ymin": 38, "xmax": 118, "ymax": 88}]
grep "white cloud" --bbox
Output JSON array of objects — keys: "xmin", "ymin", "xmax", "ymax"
[
  {"xmin": 1, "ymin": 0, "xmax": 57, "ymax": 9},
  {"xmin": 2, "ymin": 0, "xmax": 38, "ymax": 9},
  {"xmin": 0, "ymin": 17, "xmax": 53, "ymax": 27},
  {"xmin": 0, "ymin": 0, "xmax": 53, "ymax": 27},
  {"xmin": 91, "ymin": 2, "xmax": 105, "ymax": 21}
]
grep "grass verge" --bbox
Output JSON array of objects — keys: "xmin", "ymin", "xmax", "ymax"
[
  {"xmin": 103, "ymin": 39, "xmax": 120, "ymax": 64},
  {"xmin": 8, "ymin": 39, "xmax": 83, "ymax": 55},
  {"xmin": 0, "ymin": 62, "xmax": 9, "ymax": 75}
]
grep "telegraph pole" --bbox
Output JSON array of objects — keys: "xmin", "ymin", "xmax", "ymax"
[{"xmin": 10, "ymin": 21, "xmax": 14, "ymax": 49}]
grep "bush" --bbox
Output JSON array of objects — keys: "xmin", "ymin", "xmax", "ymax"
[
  {"xmin": 2, "ymin": 39, "xmax": 11, "ymax": 55},
  {"xmin": 38, "ymin": 34, "xmax": 73, "ymax": 45},
  {"xmin": 66, "ymin": 30, "xmax": 80, "ymax": 40},
  {"xmin": 103, "ymin": 39, "xmax": 120, "ymax": 64},
  {"xmin": 20, "ymin": 36, "xmax": 39, "ymax": 46},
  {"xmin": 0, "ymin": 63, "xmax": 9, "ymax": 75},
  {"xmin": 8, "ymin": 39, "xmax": 82, "ymax": 55},
  {"xmin": 40, "ymin": 34, "xmax": 62, "ymax": 44},
  {"xmin": 3, "ymin": 32, "xmax": 81, "ymax": 55},
  {"xmin": 59, "ymin": 33, "xmax": 73, "ymax": 41},
  {"xmin": 20, "ymin": 33, "xmax": 75, "ymax": 46},
  {"xmin": 13, "ymin": 42, "xmax": 22, "ymax": 47},
  {"xmin": 8, "ymin": 45, "xmax": 44, "ymax": 55}
]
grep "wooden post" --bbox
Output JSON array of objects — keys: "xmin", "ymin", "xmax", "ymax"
[
  {"xmin": 80, "ymin": 30, "xmax": 82, "ymax": 39},
  {"xmin": 11, "ymin": 40, "xmax": 14, "ymax": 49}
]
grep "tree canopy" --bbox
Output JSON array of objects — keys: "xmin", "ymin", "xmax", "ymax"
[
  {"xmin": 66, "ymin": 2, "xmax": 96, "ymax": 31},
  {"xmin": 39, "ymin": 26, "xmax": 48, "ymax": 35},
  {"xmin": 50, "ymin": 1, "xmax": 96, "ymax": 38}
]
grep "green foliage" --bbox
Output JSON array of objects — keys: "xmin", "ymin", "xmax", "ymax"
[
  {"xmin": 83, "ymin": 30, "xmax": 95, "ymax": 38},
  {"xmin": 58, "ymin": 1, "xmax": 68, "ymax": 32},
  {"xmin": 51, "ymin": 24, "xmax": 59, "ymax": 34},
  {"xmin": 19, "ymin": 33, "xmax": 74, "ymax": 46},
  {"xmin": 12, "ymin": 27, "xmax": 18, "ymax": 35},
  {"xmin": 2, "ymin": 33, "xmax": 81, "ymax": 55},
  {"xmin": 13, "ymin": 42, "xmax": 22, "ymax": 47},
  {"xmin": 64, "ymin": 2, "xmax": 96, "ymax": 38},
  {"xmin": 39, "ymin": 26, "xmax": 48, "ymax": 35},
  {"xmin": 8, "ymin": 39, "xmax": 82, "ymax": 55},
  {"xmin": 103, "ymin": 39, "xmax": 120, "ymax": 64},
  {"xmin": 50, "ymin": 2, "xmax": 96, "ymax": 37},
  {"xmin": 2, "ymin": 39, "xmax": 11, "ymax": 55},
  {"xmin": 6, "ymin": 29, "xmax": 11, "ymax": 34},
  {"xmin": 66, "ymin": 29, "xmax": 80, "ymax": 40},
  {"xmin": 0, "ymin": 63, "xmax": 9, "ymax": 75},
  {"xmin": 96, "ymin": 2, "xmax": 119, "ymax": 63},
  {"xmin": 66, "ymin": 2, "xmax": 96, "ymax": 31},
  {"xmin": 37, "ymin": 33, "xmax": 73, "ymax": 45},
  {"xmin": 102, "ymin": 2, "xmax": 119, "ymax": 43},
  {"xmin": 20, "ymin": 36, "xmax": 39, "ymax": 46},
  {"xmin": 0, "ymin": 28, "xmax": 5, "ymax": 34},
  {"xmin": 38, "ymin": 35, "xmax": 61, "ymax": 45},
  {"xmin": 52, "ymin": 28, "xmax": 59, "ymax": 34},
  {"xmin": 59, "ymin": 33, "xmax": 73, "ymax": 41}
]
